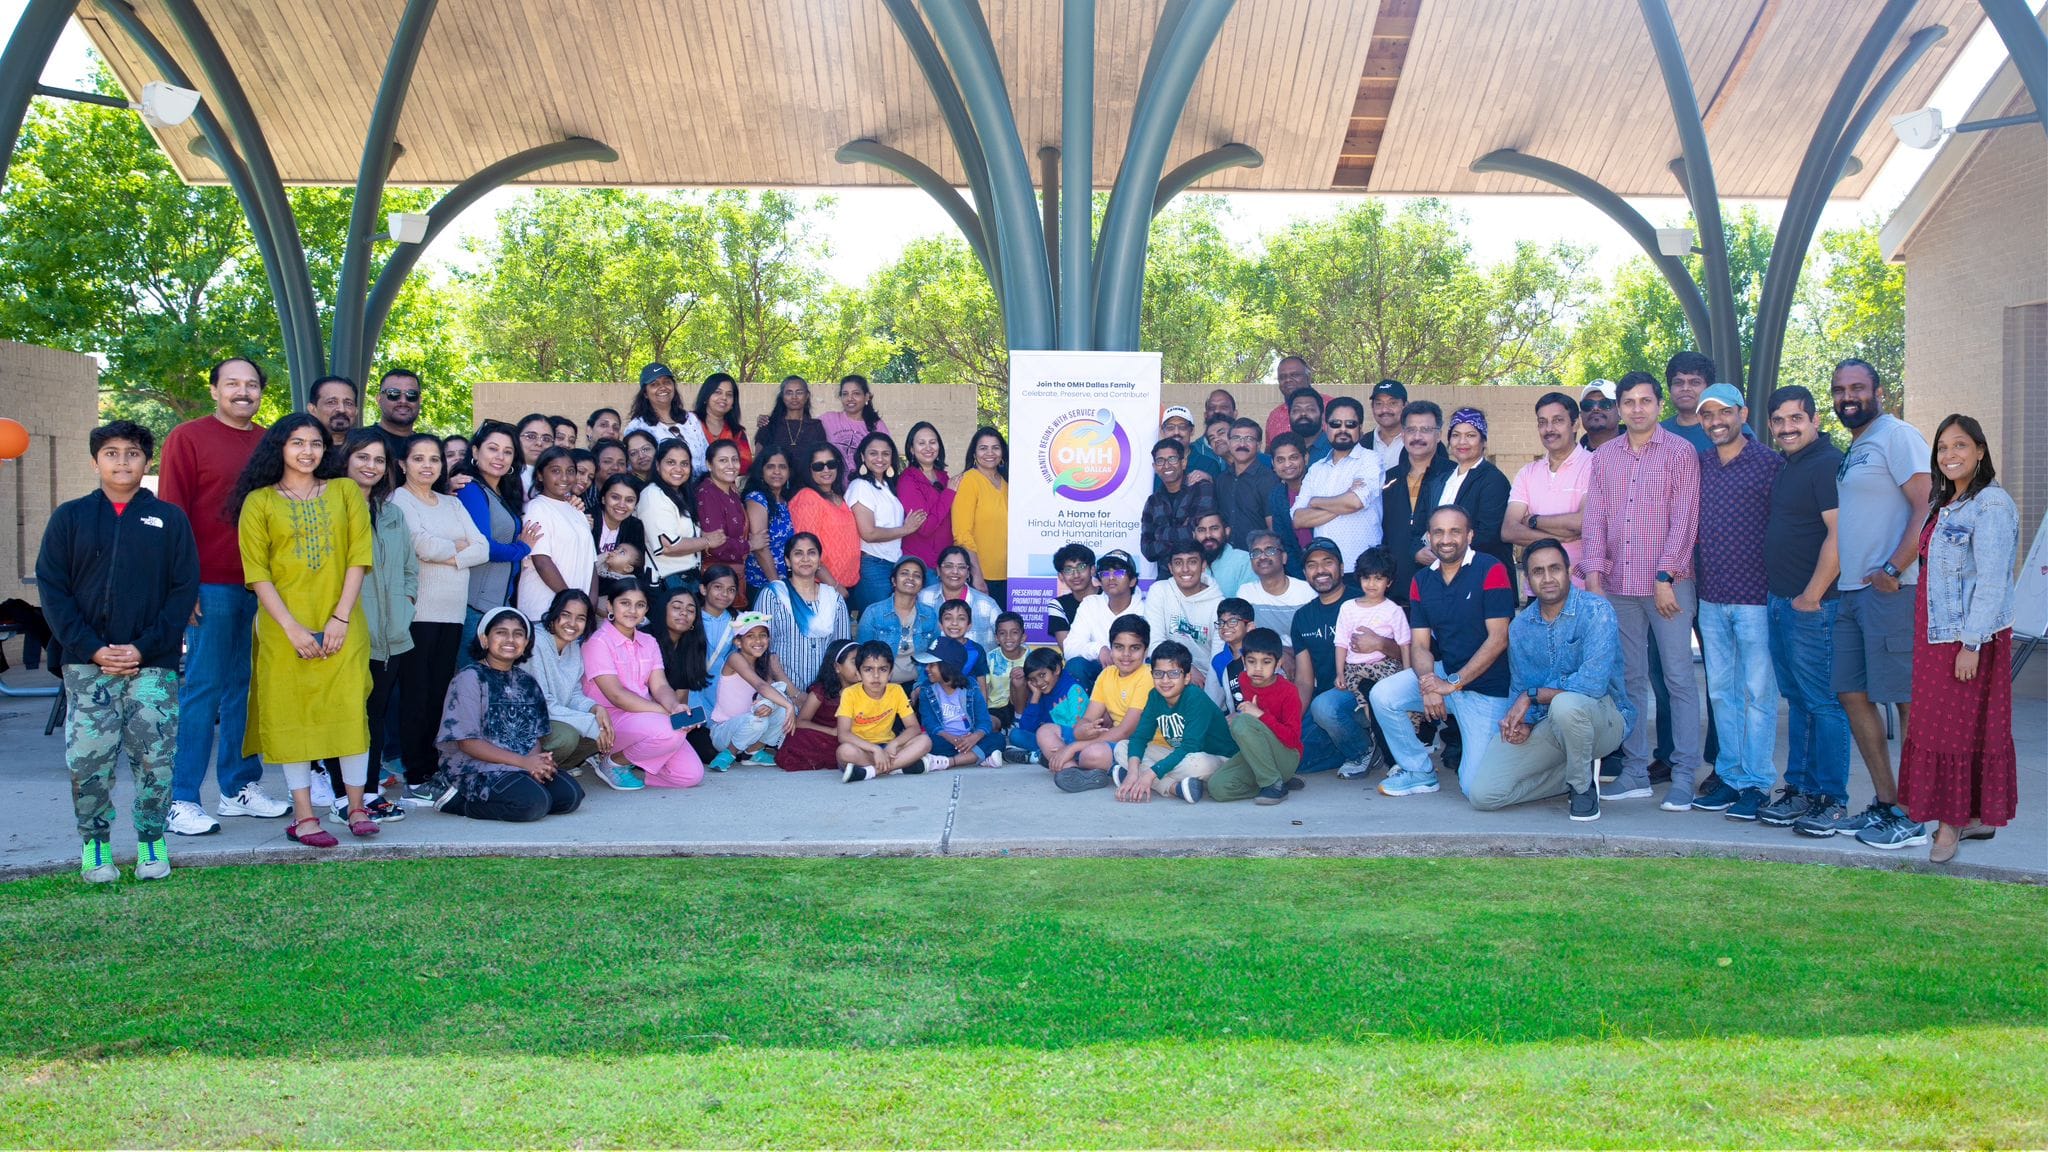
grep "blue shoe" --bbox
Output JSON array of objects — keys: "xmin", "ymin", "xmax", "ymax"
[
  {"xmin": 706, "ymin": 751, "xmax": 737, "ymax": 773},
  {"xmin": 594, "ymin": 759, "xmax": 645, "ymax": 791},
  {"xmin": 1378, "ymin": 768, "xmax": 1440, "ymax": 797},
  {"xmin": 1795, "ymin": 798, "xmax": 1885, "ymax": 838},
  {"xmin": 744, "ymin": 748, "xmax": 780, "ymax": 767},
  {"xmin": 1855, "ymin": 805, "xmax": 1930, "ymax": 850},
  {"xmin": 1176, "ymin": 777, "xmax": 1205, "ymax": 803},
  {"xmin": 1691, "ymin": 780, "xmax": 1741, "ymax": 811},
  {"xmin": 1725, "ymin": 787, "xmax": 1766, "ymax": 821}
]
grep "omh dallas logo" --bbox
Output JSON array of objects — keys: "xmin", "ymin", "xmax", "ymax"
[{"xmin": 1037, "ymin": 407, "xmax": 1131, "ymax": 503}]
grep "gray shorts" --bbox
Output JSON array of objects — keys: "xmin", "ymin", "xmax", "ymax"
[{"xmin": 1831, "ymin": 584, "xmax": 1914, "ymax": 703}]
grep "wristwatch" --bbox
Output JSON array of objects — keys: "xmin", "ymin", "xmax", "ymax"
[
  {"xmin": 1526, "ymin": 687, "xmax": 1542, "ymax": 705},
  {"xmin": 1882, "ymin": 561, "xmax": 1903, "ymax": 579},
  {"xmin": 1444, "ymin": 672, "xmax": 1462, "ymax": 693},
  {"xmin": 1655, "ymin": 570, "xmax": 1675, "ymax": 585},
  {"xmin": 1963, "ymin": 641, "xmax": 1983, "ymax": 653},
  {"xmin": 1526, "ymin": 512, "xmax": 1540, "ymax": 530}
]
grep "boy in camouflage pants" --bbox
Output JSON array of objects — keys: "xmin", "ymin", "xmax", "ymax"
[{"xmin": 35, "ymin": 421, "xmax": 199, "ymax": 882}]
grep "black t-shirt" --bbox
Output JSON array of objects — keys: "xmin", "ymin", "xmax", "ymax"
[
  {"xmin": 1290, "ymin": 593, "xmax": 1346, "ymax": 697},
  {"xmin": 1048, "ymin": 592, "xmax": 1086, "ymax": 638},
  {"xmin": 1764, "ymin": 436, "xmax": 1844, "ymax": 601},
  {"xmin": 1408, "ymin": 553, "xmax": 1516, "ymax": 697}
]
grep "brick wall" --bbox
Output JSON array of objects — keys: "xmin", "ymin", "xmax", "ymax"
[
  {"xmin": 0, "ymin": 341, "xmax": 101, "ymax": 603},
  {"xmin": 1898, "ymin": 94, "xmax": 2048, "ymax": 556}
]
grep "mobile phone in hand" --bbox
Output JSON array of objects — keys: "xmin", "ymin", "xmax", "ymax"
[{"xmin": 670, "ymin": 706, "xmax": 707, "ymax": 730}]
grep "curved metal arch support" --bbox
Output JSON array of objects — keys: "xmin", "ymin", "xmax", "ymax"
[
  {"xmin": 157, "ymin": 0, "xmax": 325, "ymax": 400},
  {"xmin": 1471, "ymin": 148, "xmax": 1713, "ymax": 346},
  {"xmin": 835, "ymin": 139, "xmax": 997, "ymax": 293},
  {"xmin": 922, "ymin": 0, "xmax": 1054, "ymax": 350},
  {"xmin": 1637, "ymin": 0, "xmax": 1744, "ymax": 390},
  {"xmin": 1750, "ymin": 14, "xmax": 1941, "ymax": 412},
  {"xmin": 878, "ymin": 0, "xmax": 1002, "ymax": 317},
  {"xmin": 332, "ymin": 0, "xmax": 442, "ymax": 383},
  {"xmin": 1095, "ymin": 0, "xmax": 1238, "ymax": 351},
  {"xmin": 0, "ymin": 0, "xmax": 81, "ymax": 197},
  {"xmin": 1979, "ymin": 0, "xmax": 2048, "ymax": 132},
  {"xmin": 359, "ymin": 137, "xmax": 617, "ymax": 368},
  {"xmin": 1153, "ymin": 143, "xmax": 1263, "ymax": 215},
  {"xmin": 96, "ymin": 0, "xmax": 305, "ymax": 373},
  {"xmin": 1058, "ymin": 0, "xmax": 1095, "ymax": 349}
]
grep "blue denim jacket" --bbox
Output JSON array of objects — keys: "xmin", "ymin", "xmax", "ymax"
[
  {"xmin": 1507, "ymin": 586, "xmax": 1636, "ymax": 739},
  {"xmin": 857, "ymin": 599, "xmax": 939, "ymax": 664},
  {"xmin": 917, "ymin": 678, "xmax": 994, "ymax": 741},
  {"xmin": 1924, "ymin": 485, "xmax": 2019, "ymax": 645}
]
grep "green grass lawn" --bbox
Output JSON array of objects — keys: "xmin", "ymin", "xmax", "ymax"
[{"xmin": 1, "ymin": 857, "xmax": 2044, "ymax": 1147}]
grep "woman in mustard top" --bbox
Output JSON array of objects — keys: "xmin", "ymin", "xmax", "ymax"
[
  {"xmin": 230, "ymin": 414, "xmax": 375, "ymax": 849},
  {"xmin": 951, "ymin": 426, "xmax": 1010, "ymax": 607}
]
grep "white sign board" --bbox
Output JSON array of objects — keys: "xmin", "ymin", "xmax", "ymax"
[
  {"xmin": 2013, "ymin": 508, "xmax": 2048, "ymax": 640},
  {"xmin": 1006, "ymin": 350, "xmax": 1162, "ymax": 640}
]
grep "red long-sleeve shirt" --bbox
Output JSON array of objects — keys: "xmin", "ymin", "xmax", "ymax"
[
  {"xmin": 1236, "ymin": 672, "xmax": 1303, "ymax": 752},
  {"xmin": 156, "ymin": 415, "xmax": 265, "ymax": 586}
]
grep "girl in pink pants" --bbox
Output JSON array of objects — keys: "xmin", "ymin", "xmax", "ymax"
[{"xmin": 580, "ymin": 579, "xmax": 705, "ymax": 788}]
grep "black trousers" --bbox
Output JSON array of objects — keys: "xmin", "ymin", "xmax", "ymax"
[
  {"xmin": 398, "ymin": 621, "xmax": 465, "ymax": 785},
  {"xmin": 323, "ymin": 657, "xmax": 397, "ymax": 797},
  {"xmin": 442, "ymin": 769, "xmax": 584, "ymax": 822}
]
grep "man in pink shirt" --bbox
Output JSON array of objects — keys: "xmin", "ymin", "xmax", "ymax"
[
  {"xmin": 1502, "ymin": 390, "xmax": 1593, "ymax": 589},
  {"xmin": 1262, "ymin": 355, "xmax": 1332, "ymax": 446}
]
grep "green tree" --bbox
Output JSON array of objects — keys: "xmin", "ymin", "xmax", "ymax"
[
  {"xmin": 696, "ymin": 190, "xmax": 830, "ymax": 383},
  {"xmin": 1140, "ymin": 195, "xmax": 1269, "ymax": 384},
  {"xmin": 863, "ymin": 234, "xmax": 1008, "ymax": 420}
]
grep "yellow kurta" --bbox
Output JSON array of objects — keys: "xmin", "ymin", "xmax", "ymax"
[
  {"xmin": 240, "ymin": 482, "xmax": 374, "ymax": 763},
  {"xmin": 951, "ymin": 468, "xmax": 1009, "ymax": 583}
]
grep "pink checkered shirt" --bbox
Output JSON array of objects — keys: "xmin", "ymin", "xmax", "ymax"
[{"xmin": 1574, "ymin": 425, "xmax": 1701, "ymax": 597}]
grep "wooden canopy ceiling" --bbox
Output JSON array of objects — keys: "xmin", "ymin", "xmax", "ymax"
[{"xmin": 81, "ymin": 0, "xmax": 1984, "ymax": 198}]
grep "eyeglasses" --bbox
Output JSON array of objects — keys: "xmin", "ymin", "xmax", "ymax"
[
  {"xmin": 382, "ymin": 389, "xmax": 420, "ymax": 402},
  {"xmin": 810, "ymin": 461, "xmax": 839, "ymax": 472},
  {"xmin": 1581, "ymin": 397, "xmax": 1615, "ymax": 410},
  {"xmin": 1249, "ymin": 546, "xmax": 1284, "ymax": 558},
  {"xmin": 1326, "ymin": 419, "xmax": 1361, "ymax": 430},
  {"xmin": 1060, "ymin": 562, "xmax": 1094, "ymax": 575}
]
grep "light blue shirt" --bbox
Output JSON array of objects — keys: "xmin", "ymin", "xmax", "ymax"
[{"xmin": 1507, "ymin": 586, "xmax": 1635, "ymax": 737}]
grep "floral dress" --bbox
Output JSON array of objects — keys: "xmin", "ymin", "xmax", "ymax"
[{"xmin": 744, "ymin": 489, "xmax": 793, "ymax": 590}]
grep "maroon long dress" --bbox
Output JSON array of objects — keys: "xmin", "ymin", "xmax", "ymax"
[
  {"xmin": 1897, "ymin": 518, "xmax": 2017, "ymax": 827},
  {"xmin": 774, "ymin": 685, "xmax": 843, "ymax": 772}
]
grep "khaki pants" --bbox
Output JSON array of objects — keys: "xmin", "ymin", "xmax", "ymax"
[
  {"xmin": 1464, "ymin": 692, "xmax": 1625, "ymax": 811},
  {"xmin": 1117, "ymin": 742, "xmax": 1227, "ymax": 795},
  {"xmin": 543, "ymin": 721, "xmax": 600, "ymax": 772}
]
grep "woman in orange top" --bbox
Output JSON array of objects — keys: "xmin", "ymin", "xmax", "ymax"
[
  {"xmin": 789, "ymin": 442, "xmax": 861, "ymax": 594},
  {"xmin": 951, "ymin": 426, "xmax": 1010, "ymax": 607}
]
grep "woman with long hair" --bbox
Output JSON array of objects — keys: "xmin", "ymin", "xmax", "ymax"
[
  {"xmin": 623, "ymin": 364, "xmax": 704, "ymax": 464},
  {"xmin": 517, "ymin": 445, "xmax": 598, "ymax": 622},
  {"xmin": 390, "ymin": 432, "xmax": 488, "ymax": 799},
  {"xmin": 326, "ymin": 429, "xmax": 412, "ymax": 818},
  {"xmin": 694, "ymin": 372, "xmax": 752, "ymax": 472},
  {"xmin": 591, "ymin": 472, "xmax": 648, "ymax": 579},
  {"xmin": 952, "ymin": 426, "xmax": 1011, "ymax": 606},
  {"xmin": 229, "ymin": 414, "xmax": 376, "ymax": 848},
  {"xmin": 694, "ymin": 565, "xmax": 741, "ymax": 714},
  {"xmin": 762, "ymin": 532, "xmax": 852, "ymax": 692},
  {"xmin": 776, "ymin": 638, "xmax": 861, "ymax": 771},
  {"xmin": 857, "ymin": 555, "xmax": 938, "ymax": 684},
  {"xmin": 513, "ymin": 413, "xmax": 555, "ymax": 497},
  {"xmin": 744, "ymin": 446, "xmax": 796, "ymax": 590},
  {"xmin": 440, "ymin": 434, "xmax": 469, "ymax": 474},
  {"xmin": 895, "ymin": 421, "xmax": 954, "ymax": 573},
  {"xmin": 1897, "ymin": 414, "xmax": 2020, "ymax": 863},
  {"xmin": 622, "ymin": 429, "xmax": 659, "ymax": 485},
  {"xmin": 638, "ymin": 439, "xmax": 724, "ymax": 592},
  {"xmin": 846, "ymin": 431, "xmax": 925, "ymax": 614},
  {"xmin": 822, "ymin": 373, "xmax": 888, "ymax": 473},
  {"xmin": 693, "ymin": 440, "xmax": 753, "ymax": 600},
  {"xmin": 454, "ymin": 421, "xmax": 543, "ymax": 666},
  {"xmin": 754, "ymin": 374, "xmax": 828, "ymax": 460},
  {"xmin": 580, "ymin": 578, "xmax": 705, "ymax": 789},
  {"xmin": 528, "ymin": 588, "xmax": 612, "ymax": 777},
  {"xmin": 652, "ymin": 582, "xmax": 721, "ymax": 768},
  {"xmin": 789, "ymin": 443, "xmax": 861, "ymax": 594},
  {"xmin": 590, "ymin": 437, "xmax": 630, "ymax": 490},
  {"xmin": 432, "ymin": 606, "xmax": 586, "ymax": 823}
]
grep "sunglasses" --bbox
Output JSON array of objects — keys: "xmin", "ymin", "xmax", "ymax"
[
  {"xmin": 1326, "ymin": 419, "xmax": 1361, "ymax": 430},
  {"xmin": 810, "ymin": 460, "xmax": 839, "ymax": 472},
  {"xmin": 1581, "ymin": 397, "xmax": 1615, "ymax": 410},
  {"xmin": 382, "ymin": 389, "xmax": 420, "ymax": 401}
]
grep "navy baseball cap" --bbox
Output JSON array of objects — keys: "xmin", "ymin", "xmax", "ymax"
[
  {"xmin": 1096, "ymin": 549, "xmax": 1137, "ymax": 574},
  {"xmin": 914, "ymin": 636, "xmax": 971, "ymax": 670},
  {"xmin": 1304, "ymin": 536, "xmax": 1343, "ymax": 562},
  {"xmin": 1371, "ymin": 379, "xmax": 1407, "ymax": 402},
  {"xmin": 639, "ymin": 362, "xmax": 675, "ymax": 387}
]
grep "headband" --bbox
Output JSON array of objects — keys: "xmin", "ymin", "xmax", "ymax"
[
  {"xmin": 1449, "ymin": 407, "xmax": 1489, "ymax": 440},
  {"xmin": 475, "ymin": 605, "xmax": 530, "ymax": 645}
]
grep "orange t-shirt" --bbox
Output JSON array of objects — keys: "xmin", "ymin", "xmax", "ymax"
[{"xmin": 789, "ymin": 487, "xmax": 862, "ymax": 589}]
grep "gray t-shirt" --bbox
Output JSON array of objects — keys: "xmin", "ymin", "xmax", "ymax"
[{"xmin": 1836, "ymin": 414, "xmax": 1929, "ymax": 590}]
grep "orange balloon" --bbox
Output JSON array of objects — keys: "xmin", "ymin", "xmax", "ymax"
[{"xmin": 0, "ymin": 419, "xmax": 27, "ymax": 461}]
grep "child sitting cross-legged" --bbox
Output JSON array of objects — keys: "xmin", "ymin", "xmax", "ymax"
[
  {"xmin": 915, "ymin": 636, "xmax": 1006, "ymax": 768},
  {"xmin": 706, "ymin": 611, "xmax": 797, "ymax": 770},
  {"xmin": 775, "ymin": 638, "xmax": 860, "ymax": 772},
  {"xmin": 1207, "ymin": 626, "xmax": 1305, "ymax": 805},
  {"xmin": 1112, "ymin": 640, "xmax": 1239, "ymax": 805},
  {"xmin": 986, "ymin": 611, "xmax": 1029, "ymax": 730},
  {"xmin": 838, "ymin": 640, "xmax": 947, "ymax": 782},
  {"xmin": 1000, "ymin": 648, "xmax": 1089, "ymax": 765},
  {"xmin": 1042, "ymin": 613, "xmax": 1153, "ymax": 792}
]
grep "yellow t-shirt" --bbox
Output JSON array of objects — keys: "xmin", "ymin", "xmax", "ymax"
[
  {"xmin": 1090, "ymin": 664, "xmax": 1154, "ymax": 728},
  {"xmin": 846, "ymin": 683, "xmax": 914, "ymax": 744}
]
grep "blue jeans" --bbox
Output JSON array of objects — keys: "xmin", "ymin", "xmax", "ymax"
[
  {"xmin": 1368, "ymin": 663, "xmax": 1512, "ymax": 792},
  {"xmin": 1299, "ymin": 688, "xmax": 1371, "ymax": 774},
  {"xmin": 1768, "ymin": 595, "xmax": 1850, "ymax": 802},
  {"xmin": 1697, "ymin": 600, "xmax": 1779, "ymax": 792},
  {"xmin": 170, "ymin": 583, "xmax": 263, "ymax": 804},
  {"xmin": 853, "ymin": 554, "xmax": 896, "ymax": 617}
]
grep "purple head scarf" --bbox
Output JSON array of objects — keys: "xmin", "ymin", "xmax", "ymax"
[{"xmin": 1449, "ymin": 407, "xmax": 1488, "ymax": 441}]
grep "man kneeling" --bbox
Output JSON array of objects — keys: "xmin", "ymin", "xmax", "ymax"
[{"xmin": 1466, "ymin": 540, "xmax": 1634, "ymax": 820}]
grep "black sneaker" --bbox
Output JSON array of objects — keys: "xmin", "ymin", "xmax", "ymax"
[
  {"xmin": 1568, "ymin": 783, "xmax": 1600, "ymax": 822},
  {"xmin": 1725, "ymin": 787, "xmax": 1766, "ymax": 821},
  {"xmin": 1757, "ymin": 787, "xmax": 1808, "ymax": 826},
  {"xmin": 1795, "ymin": 798, "xmax": 1886, "ymax": 838},
  {"xmin": 1176, "ymin": 777, "xmax": 1205, "ymax": 803},
  {"xmin": 362, "ymin": 795, "xmax": 406, "ymax": 823},
  {"xmin": 1283, "ymin": 776, "xmax": 1306, "ymax": 792},
  {"xmin": 1000, "ymin": 746, "xmax": 1041, "ymax": 765},
  {"xmin": 1647, "ymin": 758, "xmax": 1672, "ymax": 784},
  {"xmin": 1854, "ymin": 805, "xmax": 1930, "ymax": 850},
  {"xmin": 1692, "ymin": 780, "xmax": 1740, "ymax": 811},
  {"xmin": 1254, "ymin": 783, "xmax": 1289, "ymax": 805},
  {"xmin": 1054, "ymin": 767, "xmax": 1112, "ymax": 793},
  {"xmin": 842, "ymin": 763, "xmax": 876, "ymax": 783}
]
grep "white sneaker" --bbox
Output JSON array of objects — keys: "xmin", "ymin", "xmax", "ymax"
[
  {"xmin": 308, "ymin": 774, "xmax": 336, "ymax": 810},
  {"xmin": 166, "ymin": 800, "xmax": 221, "ymax": 836},
  {"xmin": 1335, "ymin": 757, "xmax": 1373, "ymax": 779},
  {"xmin": 217, "ymin": 783, "xmax": 289, "ymax": 819}
]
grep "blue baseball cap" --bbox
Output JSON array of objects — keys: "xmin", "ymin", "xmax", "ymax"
[
  {"xmin": 1696, "ymin": 383, "xmax": 1746, "ymax": 411},
  {"xmin": 638, "ymin": 362, "xmax": 675, "ymax": 387}
]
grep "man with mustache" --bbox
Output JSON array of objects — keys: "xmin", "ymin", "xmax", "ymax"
[
  {"xmin": 1578, "ymin": 380, "xmax": 1620, "ymax": 451},
  {"xmin": 1290, "ymin": 396, "xmax": 1384, "ymax": 570}
]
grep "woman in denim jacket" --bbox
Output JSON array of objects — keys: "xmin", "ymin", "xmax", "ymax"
[
  {"xmin": 857, "ymin": 556, "xmax": 939, "ymax": 684},
  {"xmin": 1898, "ymin": 414, "xmax": 2019, "ymax": 863}
]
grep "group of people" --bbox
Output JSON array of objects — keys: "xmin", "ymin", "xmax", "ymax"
[{"xmin": 36, "ymin": 348, "xmax": 2021, "ymax": 883}]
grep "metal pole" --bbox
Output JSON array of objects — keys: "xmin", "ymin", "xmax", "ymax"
[
  {"xmin": 1979, "ymin": 0, "xmax": 2048, "ymax": 132},
  {"xmin": 361, "ymin": 138, "xmax": 617, "ymax": 366},
  {"xmin": 1039, "ymin": 146, "xmax": 1060, "ymax": 309},
  {"xmin": 1059, "ymin": 0, "xmax": 1095, "ymax": 349},
  {"xmin": 1154, "ymin": 143, "xmax": 1262, "ymax": 214},
  {"xmin": 30, "ymin": 84, "xmax": 131, "ymax": 110},
  {"xmin": 1749, "ymin": 11, "xmax": 1935, "ymax": 416},
  {"xmin": 923, "ymin": 0, "xmax": 1055, "ymax": 350},
  {"xmin": 159, "ymin": 0, "xmax": 325, "ymax": 402},
  {"xmin": 1471, "ymin": 148, "xmax": 1713, "ymax": 346},
  {"xmin": 880, "ymin": 0, "xmax": 1003, "ymax": 314},
  {"xmin": 0, "ymin": 0, "xmax": 81, "ymax": 197},
  {"xmin": 835, "ymin": 140, "xmax": 997, "ymax": 292},
  {"xmin": 1637, "ymin": 0, "xmax": 1744, "ymax": 391},
  {"xmin": 332, "ymin": 0, "xmax": 441, "ymax": 384},
  {"xmin": 1094, "ymin": 0, "xmax": 1238, "ymax": 351}
]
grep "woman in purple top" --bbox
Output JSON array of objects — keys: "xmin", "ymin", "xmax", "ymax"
[
  {"xmin": 895, "ymin": 420, "xmax": 955, "ymax": 572},
  {"xmin": 822, "ymin": 374, "xmax": 888, "ymax": 472},
  {"xmin": 693, "ymin": 440, "xmax": 753, "ymax": 597}
]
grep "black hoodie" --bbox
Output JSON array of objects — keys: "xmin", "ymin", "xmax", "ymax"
[{"xmin": 35, "ymin": 488, "xmax": 200, "ymax": 671}]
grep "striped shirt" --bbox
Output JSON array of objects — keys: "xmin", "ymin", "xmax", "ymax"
[{"xmin": 1574, "ymin": 426, "xmax": 1701, "ymax": 597}]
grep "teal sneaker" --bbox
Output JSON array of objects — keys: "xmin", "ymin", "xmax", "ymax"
[
  {"xmin": 593, "ymin": 759, "xmax": 645, "ymax": 791},
  {"xmin": 1378, "ymin": 768, "xmax": 1441, "ymax": 797},
  {"xmin": 81, "ymin": 840, "xmax": 118, "ymax": 884},
  {"xmin": 135, "ymin": 838, "xmax": 171, "ymax": 881},
  {"xmin": 706, "ymin": 751, "xmax": 737, "ymax": 773},
  {"xmin": 744, "ymin": 747, "xmax": 779, "ymax": 767}
]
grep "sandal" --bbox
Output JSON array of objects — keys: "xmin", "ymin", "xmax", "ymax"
[
  {"xmin": 346, "ymin": 808, "xmax": 380, "ymax": 838},
  {"xmin": 1959, "ymin": 822, "xmax": 1997, "ymax": 842},
  {"xmin": 287, "ymin": 816, "xmax": 338, "ymax": 849}
]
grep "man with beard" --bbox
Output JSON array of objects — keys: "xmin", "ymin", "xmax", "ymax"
[
  {"xmin": 1290, "ymin": 397, "xmax": 1383, "ymax": 570},
  {"xmin": 1660, "ymin": 351, "xmax": 1714, "ymax": 453},
  {"xmin": 1285, "ymin": 387, "xmax": 1333, "ymax": 464},
  {"xmin": 307, "ymin": 375, "xmax": 359, "ymax": 451},
  {"xmin": 1264, "ymin": 355, "xmax": 1330, "ymax": 447},
  {"xmin": 1578, "ymin": 380, "xmax": 1620, "ymax": 451},
  {"xmin": 1380, "ymin": 400, "xmax": 1452, "ymax": 604},
  {"xmin": 1193, "ymin": 511, "xmax": 1252, "ymax": 597},
  {"xmin": 1795, "ymin": 358, "xmax": 1932, "ymax": 849},
  {"xmin": 374, "ymin": 368, "xmax": 423, "ymax": 460},
  {"xmin": 1215, "ymin": 418, "xmax": 1277, "ymax": 553},
  {"xmin": 1368, "ymin": 379, "xmax": 1408, "ymax": 474},
  {"xmin": 1238, "ymin": 529, "xmax": 1315, "ymax": 643},
  {"xmin": 1140, "ymin": 439, "xmax": 1216, "ymax": 578},
  {"xmin": 1503, "ymin": 391, "xmax": 1592, "ymax": 590},
  {"xmin": 1292, "ymin": 537, "xmax": 1383, "ymax": 775}
]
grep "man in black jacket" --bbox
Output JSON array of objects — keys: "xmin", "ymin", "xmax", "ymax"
[
  {"xmin": 1379, "ymin": 401, "xmax": 1453, "ymax": 606},
  {"xmin": 35, "ymin": 421, "xmax": 200, "ymax": 883}
]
